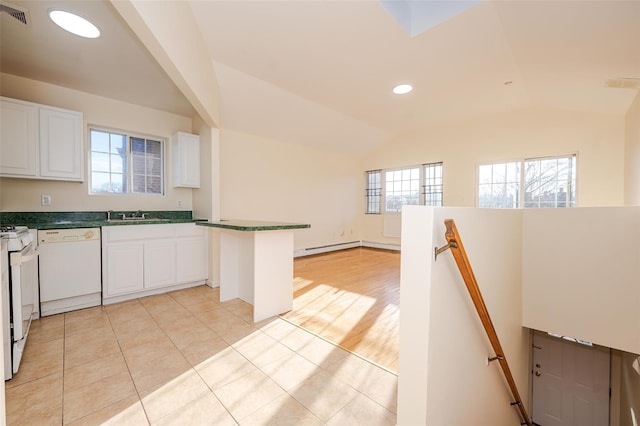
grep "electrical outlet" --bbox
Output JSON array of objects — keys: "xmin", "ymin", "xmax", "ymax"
[
  {"xmin": 177, "ymin": 200, "xmax": 183, "ymax": 208},
  {"xmin": 41, "ymin": 195, "xmax": 51, "ymax": 206}
]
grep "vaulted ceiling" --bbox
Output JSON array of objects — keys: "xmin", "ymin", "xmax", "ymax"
[{"xmin": 2, "ymin": 0, "xmax": 639, "ymax": 156}]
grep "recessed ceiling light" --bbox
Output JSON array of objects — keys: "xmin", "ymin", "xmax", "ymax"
[
  {"xmin": 393, "ymin": 84, "xmax": 413, "ymax": 95},
  {"xmin": 49, "ymin": 10, "xmax": 100, "ymax": 39}
]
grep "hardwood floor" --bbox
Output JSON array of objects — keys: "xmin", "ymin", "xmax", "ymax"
[{"xmin": 282, "ymin": 248, "xmax": 400, "ymax": 372}]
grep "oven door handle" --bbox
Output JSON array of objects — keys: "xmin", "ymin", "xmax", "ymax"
[{"xmin": 10, "ymin": 246, "xmax": 39, "ymax": 267}]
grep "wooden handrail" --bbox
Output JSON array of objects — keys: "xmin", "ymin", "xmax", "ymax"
[{"xmin": 443, "ymin": 219, "xmax": 532, "ymax": 426}]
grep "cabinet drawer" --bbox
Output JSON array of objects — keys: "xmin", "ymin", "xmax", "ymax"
[{"xmin": 104, "ymin": 224, "xmax": 176, "ymax": 242}]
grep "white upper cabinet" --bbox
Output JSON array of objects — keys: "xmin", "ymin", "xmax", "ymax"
[
  {"xmin": 0, "ymin": 97, "xmax": 84, "ymax": 181},
  {"xmin": 39, "ymin": 106, "xmax": 83, "ymax": 180},
  {"xmin": 0, "ymin": 98, "xmax": 37, "ymax": 177},
  {"xmin": 172, "ymin": 131, "xmax": 200, "ymax": 188}
]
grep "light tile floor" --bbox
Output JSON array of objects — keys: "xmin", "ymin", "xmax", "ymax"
[{"xmin": 5, "ymin": 285, "xmax": 397, "ymax": 425}]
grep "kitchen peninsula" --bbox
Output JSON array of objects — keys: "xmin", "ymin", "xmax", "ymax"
[{"xmin": 198, "ymin": 220, "xmax": 310, "ymax": 322}]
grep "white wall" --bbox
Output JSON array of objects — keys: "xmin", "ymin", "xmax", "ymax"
[
  {"xmin": 0, "ymin": 73, "xmax": 194, "ymax": 213},
  {"xmin": 624, "ymin": 92, "xmax": 640, "ymax": 206},
  {"xmin": 398, "ymin": 206, "xmax": 529, "ymax": 425},
  {"xmin": 219, "ymin": 129, "xmax": 361, "ymax": 251},
  {"xmin": 192, "ymin": 117, "xmax": 221, "ymax": 287},
  {"xmin": 361, "ymin": 107, "xmax": 626, "ymax": 245},
  {"xmin": 522, "ymin": 207, "xmax": 640, "ymax": 355},
  {"xmin": 109, "ymin": 0, "xmax": 220, "ymax": 128}
]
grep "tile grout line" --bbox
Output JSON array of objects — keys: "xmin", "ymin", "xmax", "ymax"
[
  {"xmin": 163, "ymin": 290, "xmax": 244, "ymax": 424},
  {"xmin": 102, "ymin": 301, "xmax": 153, "ymax": 426},
  {"xmin": 277, "ymin": 315, "xmax": 399, "ymax": 377},
  {"xmin": 170, "ymin": 290, "xmax": 325, "ymax": 424},
  {"xmin": 169, "ymin": 290, "xmax": 252, "ymax": 425},
  {"xmin": 9, "ymin": 287, "xmax": 397, "ymax": 425}
]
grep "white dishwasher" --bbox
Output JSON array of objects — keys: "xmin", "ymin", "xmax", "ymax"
[{"xmin": 38, "ymin": 228, "xmax": 102, "ymax": 316}]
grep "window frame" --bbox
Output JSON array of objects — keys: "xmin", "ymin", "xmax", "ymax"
[
  {"xmin": 365, "ymin": 170, "xmax": 382, "ymax": 214},
  {"xmin": 423, "ymin": 161, "xmax": 444, "ymax": 207},
  {"xmin": 89, "ymin": 126, "xmax": 166, "ymax": 196},
  {"xmin": 365, "ymin": 162, "xmax": 444, "ymax": 214},
  {"xmin": 477, "ymin": 153, "xmax": 577, "ymax": 208}
]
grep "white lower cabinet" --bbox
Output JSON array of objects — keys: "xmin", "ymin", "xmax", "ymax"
[
  {"xmin": 102, "ymin": 223, "xmax": 208, "ymax": 302},
  {"xmin": 105, "ymin": 243, "xmax": 144, "ymax": 295},
  {"xmin": 144, "ymin": 240, "xmax": 177, "ymax": 288},
  {"xmin": 177, "ymin": 238, "xmax": 208, "ymax": 282}
]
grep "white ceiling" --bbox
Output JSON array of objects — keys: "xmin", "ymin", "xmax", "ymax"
[{"xmin": 2, "ymin": 0, "xmax": 639, "ymax": 156}]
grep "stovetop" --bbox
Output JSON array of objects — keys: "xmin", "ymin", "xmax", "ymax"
[{"xmin": 0, "ymin": 225, "xmax": 30, "ymax": 240}]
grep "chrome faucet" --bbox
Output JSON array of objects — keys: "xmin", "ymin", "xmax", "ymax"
[
  {"xmin": 107, "ymin": 210, "xmax": 113, "ymax": 221},
  {"xmin": 132, "ymin": 210, "xmax": 146, "ymax": 219}
]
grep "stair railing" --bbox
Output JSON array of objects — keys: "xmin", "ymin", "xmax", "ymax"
[{"xmin": 435, "ymin": 218, "xmax": 532, "ymax": 426}]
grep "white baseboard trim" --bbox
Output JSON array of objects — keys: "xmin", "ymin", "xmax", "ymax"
[
  {"xmin": 103, "ymin": 280, "xmax": 206, "ymax": 305},
  {"xmin": 361, "ymin": 240, "xmax": 401, "ymax": 251},
  {"xmin": 294, "ymin": 240, "xmax": 400, "ymax": 257},
  {"xmin": 294, "ymin": 241, "xmax": 360, "ymax": 257}
]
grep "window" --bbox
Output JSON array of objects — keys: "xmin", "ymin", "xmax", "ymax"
[
  {"xmin": 523, "ymin": 156, "xmax": 576, "ymax": 208},
  {"xmin": 478, "ymin": 154, "xmax": 576, "ymax": 208},
  {"xmin": 423, "ymin": 162, "xmax": 443, "ymax": 207},
  {"xmin": 478, "ymin": 161, "xmax": 521, "ymax": 208},
  {"xmin": 90, "ymin": 128, "xmax": 164, "ymax": 195},
  {"xmin": 366, "ymin": 170, "xmax": 382, "ymax": 214},
  {"xmin": 365, "ymin": 162, "xmax": 443, "ymax": 214}
]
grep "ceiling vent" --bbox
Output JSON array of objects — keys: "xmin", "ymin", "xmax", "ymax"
[
  {"xmin": 605, "ymin": 78, "xmax": 640, "ymax": 90},
  {"xmin": 0, "ymin": 1, "xmax": 30, "ymax": 26}
]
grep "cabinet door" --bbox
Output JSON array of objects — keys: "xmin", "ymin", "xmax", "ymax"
[
  {"xmin": 0, "ymin": 98, "xmax": 37, "ymax": 177},
  {"xmin": 39, "ymin": 106, "xmax": 83, "ymax": 181},
  {"xmin": 172, "ymin": 132, "xmax": 200, "ymax": 188},
  {"xmin": 144, "ymin": 240, "xmax": 177, "ymax": 288},
  {"xmin": 105, "ymin": 243, "xmax": 144, "ymax": 296},
  {"xmin": 177, "ymin": 237, "xmax": 208, "ymax": 283}
]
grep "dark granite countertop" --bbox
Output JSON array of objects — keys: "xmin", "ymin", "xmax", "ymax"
[
  {"xmin": 0, "ymin": 211, "xmax": 204, "ymax": 230},
  {"xmin": 197, "ymin": 219, "xmax": 310, "ymax": 231},
  {"xmin": 33, "ymin": 218, "xmax": 205, "ymax": 230}
]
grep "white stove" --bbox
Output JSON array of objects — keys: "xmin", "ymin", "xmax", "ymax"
[
  {"xmin": 0, "ymin": 226, "xmax": 33, "ymax": 251},
  {"xmin": 1, "ymin": 224, "xmax": 39, "ymax": 379}
]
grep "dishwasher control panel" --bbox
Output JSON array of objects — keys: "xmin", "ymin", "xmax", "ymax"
[{"xmin": 38, "ymin": 228, "xmax": 101, "ymax": 243}]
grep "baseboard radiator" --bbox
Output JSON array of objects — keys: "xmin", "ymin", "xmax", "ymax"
[{"xmin": 294, "ymin": 240, "xmax": 400, "ymax": 258}]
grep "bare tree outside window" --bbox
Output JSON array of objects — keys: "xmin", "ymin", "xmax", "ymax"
[
  {"xmin": 478, "ymin": 155, "xmax": 576, "ymax": 208},
  {"xmin": 478, "ymin": 162, "xmax": 520, "ymax": 208},
  {"xmin": 523, "ymin": 156, "xmax": 576, "ymax": 208}
]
